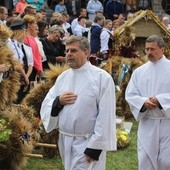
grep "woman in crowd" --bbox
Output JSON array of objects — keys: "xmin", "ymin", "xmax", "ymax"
[
  {"xmin": 9, "ymin": 18, "xmax": 34, "ymax": 102},
  {"xmin": 23, "ymin": 14, "xmax": 43, "ymax": 81},
  {"xmin": 40, "ymin": 25, "xmax": 65, "ymax": 70}
]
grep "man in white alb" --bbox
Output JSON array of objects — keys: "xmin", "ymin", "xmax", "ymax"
[
  {"xmin": 40, "ymin": 35, "xmax": 116, "ymax": 170},
  {"xmin": 126, "ymin": 35, "xmax": 170, "ymax": 170}
]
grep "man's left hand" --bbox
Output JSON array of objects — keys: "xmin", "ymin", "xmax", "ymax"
[
  {"xmin": 149, "ymin": 97, "xmax": 160, "ymax": 107},
  {"xmin": 86, "ymin": 155, "xmax": 95, "ymax": 163}
]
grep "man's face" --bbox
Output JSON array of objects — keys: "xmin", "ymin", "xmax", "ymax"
[
  {"xmin": 81, "ymin": 9, "xmax": 87, "ymax": 17},
  {"xmin": 41, "ymin": 11, "xmax": 46, "ymax": 18},
  {"xmin": 66, "ymin": 42, "xmax": 89, "ymax": 69},
  {"xmin": 118, "ymin": 14, "xmax": 125, "ymax": 25},
  {"xmin": 145, "ymin": 42, "xmax": 164, "ymax": 62}
]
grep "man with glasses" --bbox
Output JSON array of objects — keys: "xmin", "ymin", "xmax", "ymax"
[
  {"xmin": 126, "ymin": 35, "xmax": 170, "ymax": 170},
  {"xmin": 40, "ymin": 35, "xmax": 116, "ymax": 170}
]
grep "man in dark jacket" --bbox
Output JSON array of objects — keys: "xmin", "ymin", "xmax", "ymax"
[
  {"xmin": 105, "ymin": 0, "xmax": 124, "ymax": 20},
  {"xmin": 89, "ymin": 15, "xmax": 105, "ymax": 65}
]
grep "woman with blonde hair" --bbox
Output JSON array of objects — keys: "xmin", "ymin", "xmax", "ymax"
[{"xmin": 23, "ymin": 14, "xmax": 43, "ymax": 81}]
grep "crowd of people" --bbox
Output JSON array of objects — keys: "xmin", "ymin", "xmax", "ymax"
[
  {"xmin": 0, "ymin": 1, "xmax": 130, "ymax": 103},
  {"xmin": 1, "ymin": 1, "xmax": 170, "ymax": 170}
]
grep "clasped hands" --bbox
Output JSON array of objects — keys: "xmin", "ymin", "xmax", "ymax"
[{"xmin": 144, "ymin": 97, "xmax": 160, "ymax": 110}]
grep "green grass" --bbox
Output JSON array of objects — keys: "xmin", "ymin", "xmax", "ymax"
[
  {"xmin": 25, "ymin": 121, "xmax": 138, "ymax": 170},
  {"xmin": 106, "ymin": 121, "xmax": 138, "ymax": 170}
]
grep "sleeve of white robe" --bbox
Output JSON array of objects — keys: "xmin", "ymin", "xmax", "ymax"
[
  {"xmin": 125, "ymin": 70, "xmax": 148, "ymax": 121},
  {"xmin": 87, "ymin": 73, "xmax": 117, "ymax": 151},
  {"xmin": 40, "ymin": 80, "xmax": 59, "ymax": 133},
  {"xmin": 156, "ymin": 93, "xmax": 170, "ymax": 117}
]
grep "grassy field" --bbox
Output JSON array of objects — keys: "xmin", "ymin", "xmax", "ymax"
[{"xmin": 25, "ymin": 121, "xmax": 138, "ymax": 170}]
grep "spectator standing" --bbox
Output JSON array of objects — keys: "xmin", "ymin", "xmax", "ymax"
[
  {"xmin": 13, "ymin": 0, "xmax": 19, "ymax": 7},
  {"xmin": 86, "ymin": 0, "xmax": 103, "ymax": 20},
  {"xmin": 19, "ymin": 5, "xmax": 37, "ymax": 18},
  {"xmin": 100, "ymin": 19, "xmax": 114, "ymax": 60},
  {"xmin": 54, "ymin": 0, "xmax": 67, "ymax": 14},
  {"xmin": 73, "ymin": 16, "xmax": 89, "ymax": 36},
  {"xmin": 37, "ymin": 19, "xmax": 48, "ymax": 38},
  {"xmin": 0, "ymin": 6, "xmax": 8, "ymax": 25},
  {"xmin": 89, "ymin": 15, "xmax": 105, "ymax": 65},
  {"xmin": 39, "ymin": 8, "xmax": 47, "ymax": 22},
  {"xmin": 40, "ymin": 25, "xmax": 65, "ymax": 70},
  {"xmin": 9, "ymin": 19, "xmax": 34, "ymax": 102},
  {"xmin": 138, "ymin": 0, "xmax": 152, "ymax": 10},
  {"xmin": 71, "ymin": 8, "xmax": 87, "ymax": 35},
  {"xmin": 27, "ymin": 0, "xmax": 44, "ymax": 12},
  {"xmin": 162, "ymin": 16, "xmax": 170, "ymax": 30},
  {"xmin": 115, "ymin": 13, "xmax": 126, "ymax": 26},
  {"xmin": 37, "ymin": 20, "xmax": 48, "ymax": 65},
  {"xmin": 23, "ymin": 14, "xmax": 43, "ymax": 81},
  {"xmin": 16, "ymin": 0, "xmax": 28, "ymax": 14},
  {"xmin": 50, "ymin": 12, "xmax": 63, "ymax": 26},
  {"xmin": 105, "ymin": 0, "xmax": 124, "ymax": 20},
  {"xmin": 66, "ymin": 0, "xmax": 81, "ymax": 20},
  {"xmin": 61, "ymin": 12, "xmax": 72, "ymax": 35}
]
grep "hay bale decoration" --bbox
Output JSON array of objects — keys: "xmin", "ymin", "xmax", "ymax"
[{"xmin": 22, "ymin": 63, "xmax": 69, "ymax": 158}]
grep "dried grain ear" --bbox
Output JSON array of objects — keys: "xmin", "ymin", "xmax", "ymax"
[
  {"xmin": 22, "ymin": 63, "xmax": 69, "ymax": 117},
  {"xmin": 0, "ymin": 108, "xmax": 34, "ymax": 170},
  {"xmin": 0, "ymin": 25, "xmax": 20, "ymax": 107}
]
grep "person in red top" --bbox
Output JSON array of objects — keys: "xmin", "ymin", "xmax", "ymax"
[
  {"xmin": 23, "ymin": 14, "xmax": 43, "ymax": 81},
  {"xmin": 16, "ymin": 0, "xmax": 29, "ymax": 14}
]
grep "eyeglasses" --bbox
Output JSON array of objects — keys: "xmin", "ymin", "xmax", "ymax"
[{"xmin": 66, "ymin": 48, "xmax": 80, "ymax": 53}]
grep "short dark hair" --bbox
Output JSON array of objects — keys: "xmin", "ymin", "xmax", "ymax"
[
  {"xmin": 24, "ymin": 5, "xmax": 37, "ymax": 13},
  {"xmin": 37, "ymin": 20, "xmax": 47, "ymax": 38},
  {"xmin": 146, "ymin": 35, "xmax": 165, "ymax": 48},
  {"xmin": 78, "ymin": 16, "xmax": 86, "ymax": 22},
  {"xmin": 65, "ymin": 35, "xmax": 90, "ymax": 51},
  {"xmin": 93, "ymin": 15, "xmax": 105, "ymax": 23}
]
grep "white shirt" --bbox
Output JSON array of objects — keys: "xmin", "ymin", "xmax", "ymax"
[
  {"xmin": 8, "ymin": 39, "xmax": 24, "ymax": 64},
  {"xmin": 8, "ymin": 39, "xmax": 34, "ymax": 66},
  {"xmin": 73, "ymin": 24, "xmax": 89, "ymax": 36},
  {"xmin": 100, "ymin": 27, "xmax": 113, "ymax": 53},
  {"xmin": 35, "ymin": 37, "xmax": 46, "ymax": 62},
  {"xmin": 71, "ymin": 18, "xmax": 78, "ymax": 35}
]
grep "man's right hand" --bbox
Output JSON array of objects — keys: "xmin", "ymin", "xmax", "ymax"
[{"xmin": 59, "ymin": 91, "xmax": 77, "ymax": 105}]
